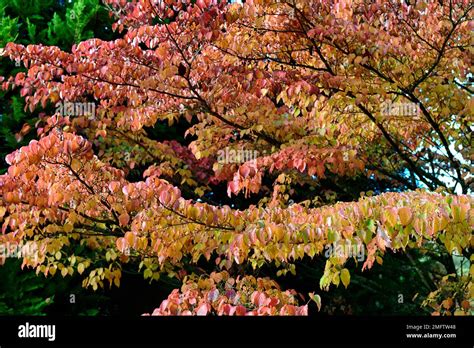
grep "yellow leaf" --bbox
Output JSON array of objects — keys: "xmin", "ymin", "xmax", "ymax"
[
  {"xmin": 188, "ymin": 206, "xmax": 199, "ymax": 220},
  {"xmin": 332, "ymin": 271, "xmax": 340, "ymax": 286},
  {"xmin": 61, "ymin": 267, "xmax": 68, "ymax": 277},
  {"xmin": 63, "ymin": 223, "xmax": 73, "ymax": 233},
  {"xmin": 70, "ymin": 158, "xmax": 82, "ymax": 172},
  {"xmin": 398, "ymin": 207, "xmax": 413, "ymax": 226},
  {"xmin": 384, "ymin": 207, "xmax": 398, "ymax": 227},
  {"xmin": 77, "ymin": 263, "xmax": 85, "ymax": 275},
  {"xmin": 144, "ymin": 268, "xmax": 153, "ymax": 279},
  {"xmin": 272, "ymin": 225, "xmax": 285, "ymax": 242},
  {"xmin": 340, "ymin": 268, "xmax": 351, "ymax": 288},
  {"xmin": 124, "ymin": 232, "xmax": 135, "ymax": 246},
  {"xmin": 0, "ymin": 206, "xmax": 6, "ymax": 219}
]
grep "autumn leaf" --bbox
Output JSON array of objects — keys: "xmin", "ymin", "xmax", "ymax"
[
  {"xmin": 398, "ymin": 207, "xmax": 413, "ymax": 226},
  {"xmin": 119, "ymin": 213, "xmax": 130, "ymax": 227},
  {"xmin": 340, "ymin": 268, "xmax": 351, "ymax": 288},
  {"xmin": 309, "ymin": 292, "xmax": 322, "ymax": 311}
]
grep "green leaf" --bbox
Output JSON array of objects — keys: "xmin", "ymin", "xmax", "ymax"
[
  {"xmin": 327, "ymin": 229, "xmax": 336, "ymax": 243},
  {"xmin": 309, "ymin": 292, "xmax": 322, "ymax": 311},
  {"xmin": 144, "ymin": 268, "xmax": 153, "ymax": 279}
]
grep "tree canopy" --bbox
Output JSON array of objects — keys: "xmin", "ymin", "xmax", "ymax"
[{"xmin": 0, "ymin": 0, "xmax": 472, "ymax": 316}]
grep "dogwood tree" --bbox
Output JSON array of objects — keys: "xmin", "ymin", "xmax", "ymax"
[{"xmin": 0, "ymin": 0, "xmax": 472, "ymax": 315}]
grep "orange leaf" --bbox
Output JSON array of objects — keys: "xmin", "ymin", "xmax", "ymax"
[{"xmin": 119, "ymin": 213, "xmax": 130, "ymax": 227}]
